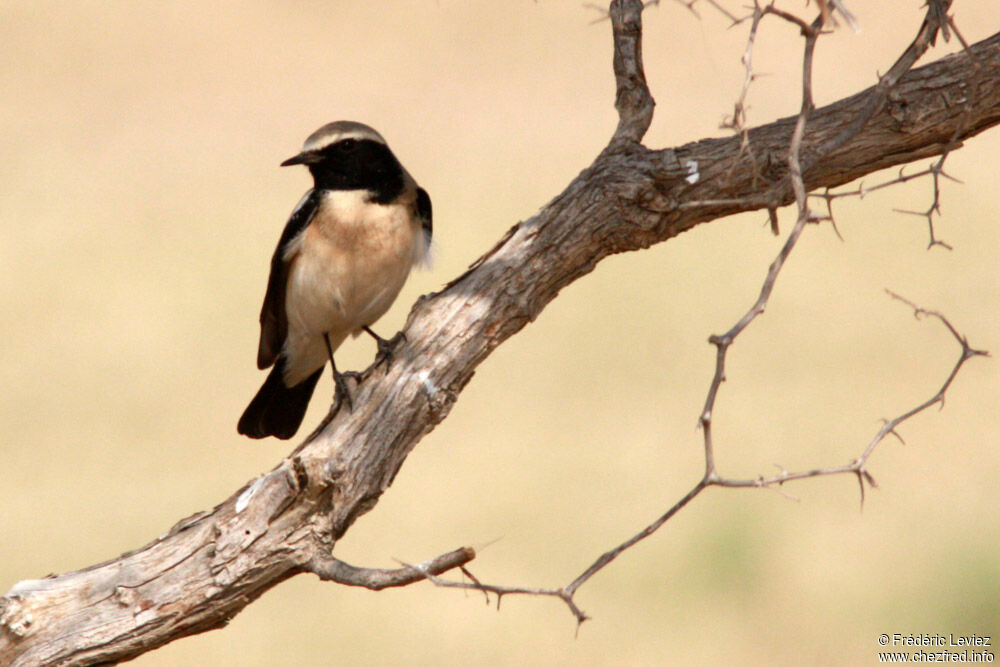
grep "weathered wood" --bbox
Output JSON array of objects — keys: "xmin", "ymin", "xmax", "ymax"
[{"xmin": 1, "ymin": 6, "xmax": 997, "ymax": 664}]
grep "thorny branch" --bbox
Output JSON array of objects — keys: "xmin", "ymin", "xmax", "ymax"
[
  {"xmin": 815, "ymin": 14, "xmax": 985, "ymax": 251},
  {"xmin": 720, "ymin": 2, "xmax": 764, "ymax": 154},
  {"xmin": 890, "ymin": 150, "xmax": 960, "ymax": 250},
  {"xmin": 709, "ymin": 291, "xmax": 988, "ymax": 497},
  {"xmin": 813, "ymin": 151, "xmax": 964, "ymax": 251},
  {"xmin": 411, "ymin": 0, "xmax": 987, "ymax": 626},
  {"xmin": 722, "ymin": 0, "xmax": 846, "ymax": 140},
  {"xmin": 702, "ymin": 11, "xmax": 824, "ymax": 483},
  {"xmin": 717, "ymin": 0, "xmax": 956, "ymax": 222}
]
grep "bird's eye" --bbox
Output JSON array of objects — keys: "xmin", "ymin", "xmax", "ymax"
[{"xmin": 339, "ymin": 139, "xmax": 359, "ymax": 152}]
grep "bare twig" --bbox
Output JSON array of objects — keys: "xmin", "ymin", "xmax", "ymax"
[
  {"xmin": 891, "ymin": 152, "xmax": 959, "ymax": 250},
  {"xmin": 811, "ymin": 157, "xmax": 961, "ymax": 250},
  {"xmin": 815, "ymin": 119, "xmax": 972, "ymax": 251},
  {"xmin": 721, "ymin": 1, "xmax": 764, "ymax": 150},
  {"xmin": 702, "ymin": 14, "xmax": 823, "ymax": 481},
  {"xmin": 884, "ymin": 24, "xmax": 990, "ymax": 252},
  {"xmin": 306, "ymin": 547, "xmax": 475, "ymax": 590},
  {"xmin": 401, "ymin": 561, "xmax": 592, "ymax": 629},
  {"xmin": 710, "ymin": 291, "xmax": 988, "ymax": 502},
  {"xmin": 814, "ymin": 164, "xmax": 944, "ymax": 207},
  {"xmin": 720, "ymin": 0, "xmax": 854, "ymax": 208},
  {"xmin": 406, "ymin": 480, "xmax": 708, "ymax": 630}
]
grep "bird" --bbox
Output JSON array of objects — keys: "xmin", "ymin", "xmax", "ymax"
[{"xmin": 238, "ymin": 121, "xmax": 432, "ymax": 440}]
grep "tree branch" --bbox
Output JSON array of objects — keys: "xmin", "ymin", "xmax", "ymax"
[
  {"xmin": 306, "ymin": 547, "xmax": 475, "ymax": 591},
  {"xmin": 611, "ymin": 0, "xmax": 655, "ymax": 143},
  {"xmin": 2, "ymin": 3, "xmax": 998, "ymax": 664}
]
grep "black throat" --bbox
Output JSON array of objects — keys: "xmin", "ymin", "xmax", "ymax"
[{"xmin": 308, "ymin": 139, "xmax": 405, "ymax": 205}]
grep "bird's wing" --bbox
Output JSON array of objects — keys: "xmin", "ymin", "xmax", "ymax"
[{"xmin": 256, "ymin": 189, "xmax": 322, "ymax": 369}]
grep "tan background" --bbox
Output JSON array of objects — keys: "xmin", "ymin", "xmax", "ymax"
[{"xmin": 2, "ymin": 2, "xmax": 998, "ymax": 664}]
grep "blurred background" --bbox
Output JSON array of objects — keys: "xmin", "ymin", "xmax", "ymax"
[{"xmin": 2, "ymin": 2, "xmax": 998, "ymax": 664}]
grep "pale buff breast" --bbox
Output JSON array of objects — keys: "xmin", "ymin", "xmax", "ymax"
[{"xmin": 281, "ymin": 189, "xmax": 421, "ymax": 384}]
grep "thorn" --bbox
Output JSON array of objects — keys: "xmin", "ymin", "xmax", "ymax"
[
  {"xmin": 768, "ymin": 207, "xmax": 780, "ymax": 235},
  {"xmin": 855, "ymin": 470, "xmax": 866, "ymax": 510},
  {"xmin": 938, "ymin": 169, "xmax": 962, "ymax": 185},
  {"xmin": 828, "ymin": 216, "xmax": 845, "ymax": 242}
]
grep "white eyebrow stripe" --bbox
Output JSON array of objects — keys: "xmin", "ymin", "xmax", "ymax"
[
  {"xmin": 334, "ymin": 129, "xmax": 386, "ymax": 143},
  {"xmin": 303, "ymin": 126, "xmax": 387, "ymax": 152}
]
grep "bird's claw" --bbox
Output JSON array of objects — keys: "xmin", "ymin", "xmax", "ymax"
[
  {"xmin": 364, "ymin": 327, "xmax": 405, "ymax": 369},
  {"xmin": 333, "ymin": 370, "xmax": 361, "ymax": 412}
]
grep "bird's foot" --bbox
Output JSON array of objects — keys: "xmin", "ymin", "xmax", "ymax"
[
  {"xmin": 333, "ymin": 370, "xmax": 361, "ymax": 413},
  {"xmin": 363, "ymin": 327, "xmax": 405, "ymax": 369}
]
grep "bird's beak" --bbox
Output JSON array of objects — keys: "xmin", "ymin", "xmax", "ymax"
[{"xmin": 280, "ymin": 151, "xmax": 318, "ymax": 167}]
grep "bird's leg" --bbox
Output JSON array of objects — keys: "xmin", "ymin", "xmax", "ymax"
[
  {"xmin": 362, "ymin": 326, "xmax": 404, "ymax": 368},
  {"xmin": 324, "ymin": 333, "xmax": 355, "ymax": 412}
]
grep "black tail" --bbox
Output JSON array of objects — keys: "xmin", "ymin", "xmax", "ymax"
[{"xmin": 238, "ymin": 358, "xmax": 323, "ymax": 440}]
